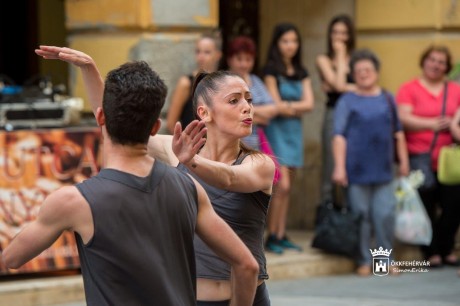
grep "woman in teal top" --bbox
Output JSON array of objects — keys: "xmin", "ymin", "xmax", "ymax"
[{"xmin": 263, "ymin": 23, "xmax": 314, "ymax": 254}]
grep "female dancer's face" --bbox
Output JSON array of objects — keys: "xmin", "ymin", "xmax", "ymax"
[
  {"xmin": 195, "ymin": 38, "xmax": 221, "ymax": 72},
  {"xmin": 277, "ymin": 30, "xmax": 299, "ymax": 61},
  {"xmin": 422, "ymin": 50, "xmax": 448, "ymax": 82},
  {"xmin": 201, "ymin": 76, "xmax": 254, "ymax": 138},
  {"xmin": 227, "ymin": 52, "xmax": 255, "ymax": 78},
  {"xmin": 331, "ymin": 22, "xmax": 349, "ymax": 44}
]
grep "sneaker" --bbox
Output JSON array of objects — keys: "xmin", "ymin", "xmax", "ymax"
[
  {"xmin": 265, "ymin": 235, "xmax": 284, "ymax": 254},
  {"xmin": 278, "ymin": 236, "xmax": 302, "ymax": 251}
]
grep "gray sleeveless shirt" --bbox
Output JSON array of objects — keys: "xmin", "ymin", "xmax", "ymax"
[
  {"xmin": 75, "ymin": 160, "xmax": 198, "ymax": 306},
  {"xmin": 178, "ymin": 153, "xmax": 270, "ymax": 280}
]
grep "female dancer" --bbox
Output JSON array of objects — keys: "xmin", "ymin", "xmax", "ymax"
[{"xmin": 169, "ymin": 72, "xmax": 275, "ymax": 304}]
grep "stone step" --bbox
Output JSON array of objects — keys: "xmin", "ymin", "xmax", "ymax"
[
  {"xmin": 0, "ymin": 272, "xmax": 84, "ymax": 306},
  {"xmin": 265, "ymin": 231, "xmax": 355, "ymax": 280}
]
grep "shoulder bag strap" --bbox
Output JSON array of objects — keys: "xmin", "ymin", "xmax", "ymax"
[
  {"xmin": 429, "ymin": 81, "xmax": 449, "ymax": 153},
  {"xmin": 383, "ymin": 90, "xmax": 397, "ymax": 134}
]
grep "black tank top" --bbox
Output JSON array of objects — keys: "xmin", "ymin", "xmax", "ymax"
[
  {"xmin": 75, "ymin": 160, "xmax": 198, "ymax": 306},
  {"xmin": 326, "ymin": 72, "xmax": 354, "ymax": 108},
  {"xmin": 178, "ymin": 153, "xmax": 270, "ymax": 280},
  {"xmin": 179, "ymin": 75, "xmax": 195, "ymax": 127}
]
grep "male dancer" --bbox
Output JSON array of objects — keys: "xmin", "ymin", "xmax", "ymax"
[{"xmin": 2, "ymin": 49, "xmax": 258, "ymax": 305}]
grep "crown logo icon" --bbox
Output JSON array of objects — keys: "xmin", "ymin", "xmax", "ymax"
[{"xmin": 369, "ymin": 246, "xmax": 392, "ymax": 257}]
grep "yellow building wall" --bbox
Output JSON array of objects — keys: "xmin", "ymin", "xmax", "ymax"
[
  {"xmin": 356, "ymin": 0, "xmax": 440, "ymax": 29},
  {"xmin": 356, "ymin": 0, "xmax": 460, "ymax": 93},
  {"xmin": 66, "ymin": 0, "xmax": 152, "ymax": 29},
  {"xmin": 440, "ymin": 0, "xmax": 460, "ymax": 27},
  {"xmin": 64, "ymin": 0, "xmax": 218, "ymax": 112},
  {"xmin": 65, "ymin": 0, "xmax": 218, "ymax": 29},
  {"xmin": 68, "ymin": 35, "xmax": 140, "ymax": 110},
  {"xmin": 68, "ymin": 32, "xmax": 202, "ymax": 112},
  {"xmin": 357, "ymin": 0, "xmax": 460, "ymax": 29}
]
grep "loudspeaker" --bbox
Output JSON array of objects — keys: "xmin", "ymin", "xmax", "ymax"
[{"xmin": 0, "ymin": 98, "xmax": 83, "ymax": 129}]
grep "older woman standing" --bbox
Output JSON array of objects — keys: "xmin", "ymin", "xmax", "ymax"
[
  {"xmin": 396, "ymin": 45, "xmax": 460, "ymax": 268},
  {"xmin": 333, "ymin": 49, "xmax": 409, "ymax": 276}
]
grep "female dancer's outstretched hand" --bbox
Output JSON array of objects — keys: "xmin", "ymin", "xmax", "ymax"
[{"xmin": 172, "ymin": 120, "xmax": 207, "ymax": 165}]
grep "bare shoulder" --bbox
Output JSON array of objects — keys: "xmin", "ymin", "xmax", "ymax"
[
  {"xmin": 316, "ymin": 54, "xmax": 331, "ymax": 67},
  {"xmin": 147, "ymin": 134, "xmax": 178, "ymax": 166},
  {"xmin": 175, "ymin": 75, "xmax": 192, "ymax": 90},
  {"xmin": 186, "ymin": 175, "xmax": 210, "ymax": 209},
  {"xmin": 242, "ymin": 153, "xmax": 275, "ymax": 170},
  {"xmin": 39, "ymin": 186, "xmax": 86, "ymax": 224},
  {"xmin": 316, "ymin": 54, "xmax": 329, "ymax": 62},
  {"xmin": 150, "ymin": 134, "xmax": 173, "ymax": 143},
  {"xmin": 243, "ymin": 152, "xmax": 274, "ymax": 163}
]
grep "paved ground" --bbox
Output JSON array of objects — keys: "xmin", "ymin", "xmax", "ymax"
[
  {"xmin": 267, "ymin": 267, "xmax": 460, "ymax": 306},
  {"xmin": 53, "ymin": 267, "xmax": 459, "ymax": 306}
]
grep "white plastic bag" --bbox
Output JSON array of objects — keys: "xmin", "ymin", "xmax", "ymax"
[{"xmin": 394, "ymin": 176, "xmax": 432, "ymax": 245}]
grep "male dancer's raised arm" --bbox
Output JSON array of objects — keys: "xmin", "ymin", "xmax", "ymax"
[
  {"xmin": 35, "ymin": 46, "xmax": 104, "ymax": 116},
  {"xmin": 34, "ymin": 46, "xmax": 258, "ymax": 305}
]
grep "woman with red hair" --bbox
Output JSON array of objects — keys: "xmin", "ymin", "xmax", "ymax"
[{"xmin": 226, "ymin": 36, "xmax": 278, "ymax": 151}]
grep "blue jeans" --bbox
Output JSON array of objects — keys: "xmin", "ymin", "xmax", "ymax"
[{"xmin": 348, "ymin": 181, "xmax": 396, "ymax": 265}]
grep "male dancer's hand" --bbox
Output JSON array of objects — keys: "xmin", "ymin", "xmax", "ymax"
[
  {"xmin": 35, "ymin": 46, "xmax": 94, "ymax": 67},
  {"xmin": 35, "ymin": 45, "xmax": 104, "ymax": 116}
]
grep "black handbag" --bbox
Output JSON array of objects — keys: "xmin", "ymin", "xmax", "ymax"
[
  {"xmin": 311, "ymin": 187, "xmax": 361, "ymax": 258},
  {"xmin": 409, "ymin": 82, "xmax": 448, "ymax": 191}
]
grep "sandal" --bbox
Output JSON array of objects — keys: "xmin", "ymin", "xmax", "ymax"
[
  {"xmin": 443, "ymin": 255, "xmax": 460, "ymax": 267},
  {"xmin": 428, "ymin": 255, "xmax": 443, "ymax": 268},
  {"xmin": 356, "ymin": 265, "xmax": 371, "ymax": 277}
]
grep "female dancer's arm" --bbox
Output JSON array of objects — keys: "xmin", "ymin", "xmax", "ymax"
[{"xmin": 172, "ymin": 122, "xmax": 275, "ymax": 194}]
